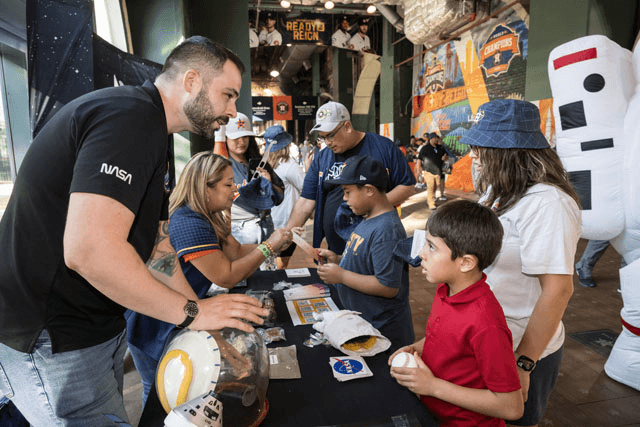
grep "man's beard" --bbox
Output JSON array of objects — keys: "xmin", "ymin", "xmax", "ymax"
[{"xmin": 184, "ymin": 88, "xmax": 228, "ymax": 139}]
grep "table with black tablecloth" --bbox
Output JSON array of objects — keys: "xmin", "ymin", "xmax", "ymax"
[{"xmin": 138, "ymin": 268, "xmax": 439, "ymax": 427}]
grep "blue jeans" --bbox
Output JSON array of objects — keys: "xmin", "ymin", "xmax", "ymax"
[
  {"xmin": 0, "ymin": 329, "xmax": 130, "ymax": 427},
  {"xmin": 127, "ymin": 343, "xmax": 159, "ymax": 408},
  {"xmin": 576, "ymin": 239, "xmax": 611, "ymax": 277},
  {"xmin": 231, "ymin": 214, "xmax": 274, "ymax": 245}
]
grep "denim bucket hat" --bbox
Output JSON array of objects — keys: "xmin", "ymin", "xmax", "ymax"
[
  {"xmin": 460, "ymin": 99, "xmax": 550, "ymax": 149},
  {"xmin": 236, "ymin": 177, "xmax": 284, "ymax": 211},
  {"xmin": 263, "ymin": 125, "xmax": 293, "ymax": 152}
]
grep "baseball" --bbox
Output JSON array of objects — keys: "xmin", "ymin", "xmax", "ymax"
[{"xmin": 391, "ymin": 352, "xmax": 418, "ymax": 368}]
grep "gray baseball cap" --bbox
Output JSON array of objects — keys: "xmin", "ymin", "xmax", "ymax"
[{"xmin": 311, "ymin": 101, "xmax": 351, "ymax": 133}]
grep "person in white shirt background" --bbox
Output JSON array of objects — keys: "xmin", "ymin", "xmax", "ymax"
[
  {"xmin": 348, "ymin": 17, "xmax": 372, "ymax": 52},
  {"xmin": 332, "ymin": 15, "xmax": 351, "ymax": 49},
  {"xmin": 259, "ymin": 12, "xmax": 282, "ymax": 46},
  {"xmin": 249, "ymin": 20, "xmax": 259, "ymax": 48},
  {"xmin": 264, "ymin": 125, "xmax": 305, "ymax": 269}
]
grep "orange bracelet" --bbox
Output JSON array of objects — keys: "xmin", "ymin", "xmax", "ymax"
[{"xmin": 262, "ymin": 241, "xmax": 274, "ymax": 254}]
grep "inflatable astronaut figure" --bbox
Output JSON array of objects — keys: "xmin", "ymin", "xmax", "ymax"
[{"xmin": 549, "ymin": 35, "xmax": 640, "ymax": 391}]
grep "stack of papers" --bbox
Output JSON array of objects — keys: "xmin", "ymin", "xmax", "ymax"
[
  {"xmin": 283, "ymin": 284, "xmax": 330, "ymax": 301},
  {"xmin": 329, "ymin": 355, "xmax": 373, "ymax": 382}
]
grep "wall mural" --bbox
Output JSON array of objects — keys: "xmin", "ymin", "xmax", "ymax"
[{"xmin": 411, "ymin": 2, "xmax": 554, "ymax": 192}]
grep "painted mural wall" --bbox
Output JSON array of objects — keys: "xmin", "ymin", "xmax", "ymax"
[{"xmin": 411, "ymin": 1, "xmax": 555, "ymax": 192}]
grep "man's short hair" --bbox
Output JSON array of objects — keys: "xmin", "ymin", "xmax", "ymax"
[
  {"xmin": 426, "ymin": 199, "xmax": 503, "ymax": 271},
  {"xmin": 160, "ymin": 36, "xmax": 245, "ymax": 81}
]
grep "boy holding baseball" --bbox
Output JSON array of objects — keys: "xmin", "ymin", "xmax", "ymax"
[{"xmin": 389, "ymin": 199, "xmax": 523, "ymax": 426}]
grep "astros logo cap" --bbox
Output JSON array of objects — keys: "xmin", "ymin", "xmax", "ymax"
[{"xmin": 312, "ymin": 101, "xmax": 350, "ymax": 133}]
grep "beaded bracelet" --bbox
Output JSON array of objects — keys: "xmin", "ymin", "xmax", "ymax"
[
  {"xmin": 257, "ymin": 243, "xmax": 272, "ymax": 259},
  {"xmin": 262, "ymin": 241, "xmax": 275, "ymax": 254}
]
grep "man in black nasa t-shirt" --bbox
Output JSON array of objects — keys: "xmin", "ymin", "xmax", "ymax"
[{"xmin": 0, "ymin": 37, "xmax": 268, "ymax": 426}]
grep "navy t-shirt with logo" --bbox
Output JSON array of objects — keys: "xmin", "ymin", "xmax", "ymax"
[
  {"xmin": 336, "ymin": 210, "xmax": 415, "ymax": 350},
  {"xmin": 0, "ymin": 81, "xmax": 171, "ymax": 353}
]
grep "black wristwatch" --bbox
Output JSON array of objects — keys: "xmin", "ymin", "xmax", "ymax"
[
  {"xmin": 177, "ymin": 300, "xmax": 199, "ymax": 329},
  {"xmin": 516, "ymin": 354, "xmax": 536, "ymax": 372}
]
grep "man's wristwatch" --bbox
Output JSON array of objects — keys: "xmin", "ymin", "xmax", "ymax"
[
  {"xmin": 516, "ymin": 354, "xmax": 537, "ymax": 372},
  {"xmin": 177, "ymin": 300, "xmax": 199, "ymax": 329}
]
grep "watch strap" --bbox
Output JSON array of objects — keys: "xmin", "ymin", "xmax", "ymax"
[{"xmin": 177, "ymin": 299, "xmax": 198, "ymax": 329}]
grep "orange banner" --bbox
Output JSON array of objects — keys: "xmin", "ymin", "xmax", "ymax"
[
  {"xmin": 272, "ymin": 95, "xmax": 293, "ymax": 121},
  {"xmin": 420, "ymin": 86, "xmax": 468, "ymax": 114}
]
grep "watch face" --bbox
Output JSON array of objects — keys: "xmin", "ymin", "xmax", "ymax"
[
  {"xmin": 185, "ymin": 301, "xmax": 199, "ymax": 317},
  {"xmin": 517, "ymin": 356, "xmax": 535, "ymax": 371}
]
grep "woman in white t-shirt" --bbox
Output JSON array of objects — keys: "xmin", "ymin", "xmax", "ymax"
[
  {"xmin": 265, "ymin": 125, "xmax": 305, "ymax": 268},
  {"xmin": 460, "ymin": 99, "xmax": 581, "ymax": 427}
]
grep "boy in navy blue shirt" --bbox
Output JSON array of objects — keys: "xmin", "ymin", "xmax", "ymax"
[{"xmin": 317, "ymin": 154, "xmax": 414, "ymax": 350}]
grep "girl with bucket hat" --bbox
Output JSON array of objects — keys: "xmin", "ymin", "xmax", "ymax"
[
  {"xmin": 224, "ymin": 113, "xmax": 285, "ymax": 266},
  {"xmin": 265, "ymin": 125, "xmax": 305, "ymax": 269},
  {"xmin": 460, "ymin": 99, "xmax": 581, "ymax": 426}
]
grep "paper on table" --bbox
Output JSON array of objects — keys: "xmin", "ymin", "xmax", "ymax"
[
  {"xmin": 329, "ymin": 355, "xmax": 373, "ymax": 382},
  {"xmin": 285, "ymin": 268, "xmax": 311, "ymax": 278},
  {"xmin": 286, "ymin": 297, "xmax": 339, "ymax": 326},
  {"xmin": 283, "ymin": 284, "xmax": 330, "ymax": 301}
]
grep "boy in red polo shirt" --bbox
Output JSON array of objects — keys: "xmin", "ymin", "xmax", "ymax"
[{"xmin": 389, "ymin": 199, "xmax": 523, "ymax": 426}]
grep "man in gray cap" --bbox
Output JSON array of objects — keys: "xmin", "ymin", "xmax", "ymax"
[{"xmin": 286, "ymin": 101, "xmax": 415, "ymax": 254}]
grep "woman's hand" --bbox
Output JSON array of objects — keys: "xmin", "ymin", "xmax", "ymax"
[
  {"xmin": 256, "ymin": 167, "xmax": 271, "ymax": 182},
  {"xmin": 266, "ymin": 228, "xmax": 293, "ymax": 253}
]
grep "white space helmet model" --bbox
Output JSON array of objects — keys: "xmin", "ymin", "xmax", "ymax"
[{"xmin": 157, "ymin": 328, "xmax": 269, "ymax": 427}]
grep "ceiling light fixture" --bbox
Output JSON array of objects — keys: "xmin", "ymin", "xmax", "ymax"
[
  {"xmin": 367, "ymin": 4, "xmax": 376, "ymax": 13},
  {"xmin": 280, "ymin": 0, "xmax": 290, "ymax": 7},
  {"xmin": 270, "ymin": 70, "xmax": 280, "ymax": 77},
  {"xmin": 324, "ymin": 1, "xmax": 334, "ymax": 10}
]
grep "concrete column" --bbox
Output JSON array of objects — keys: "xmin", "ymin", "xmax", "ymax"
[
  {"xmin": 379, "ymin": 19, "xmax": 394, "ymax": 133},
  {"xmin": 525, "ymin": 0, "xmax": 637, "ymax": 101}
]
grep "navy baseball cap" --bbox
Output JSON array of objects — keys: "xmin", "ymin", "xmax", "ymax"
[
  {"xmin": 460, "ymin": 99, "xmax": 550, "ymax": 149},
  {"xmin": 325, "ymin": 154, "xmax": 390, "ymax": 191}
]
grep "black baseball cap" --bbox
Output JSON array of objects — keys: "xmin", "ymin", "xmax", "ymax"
[
  {"xmin": 325, "ymin": 154, "xmax": 390, "ymax": 191},
  {"xmin": 358, "ymin": 17, "xmax": 370, "ymax": 25}
]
